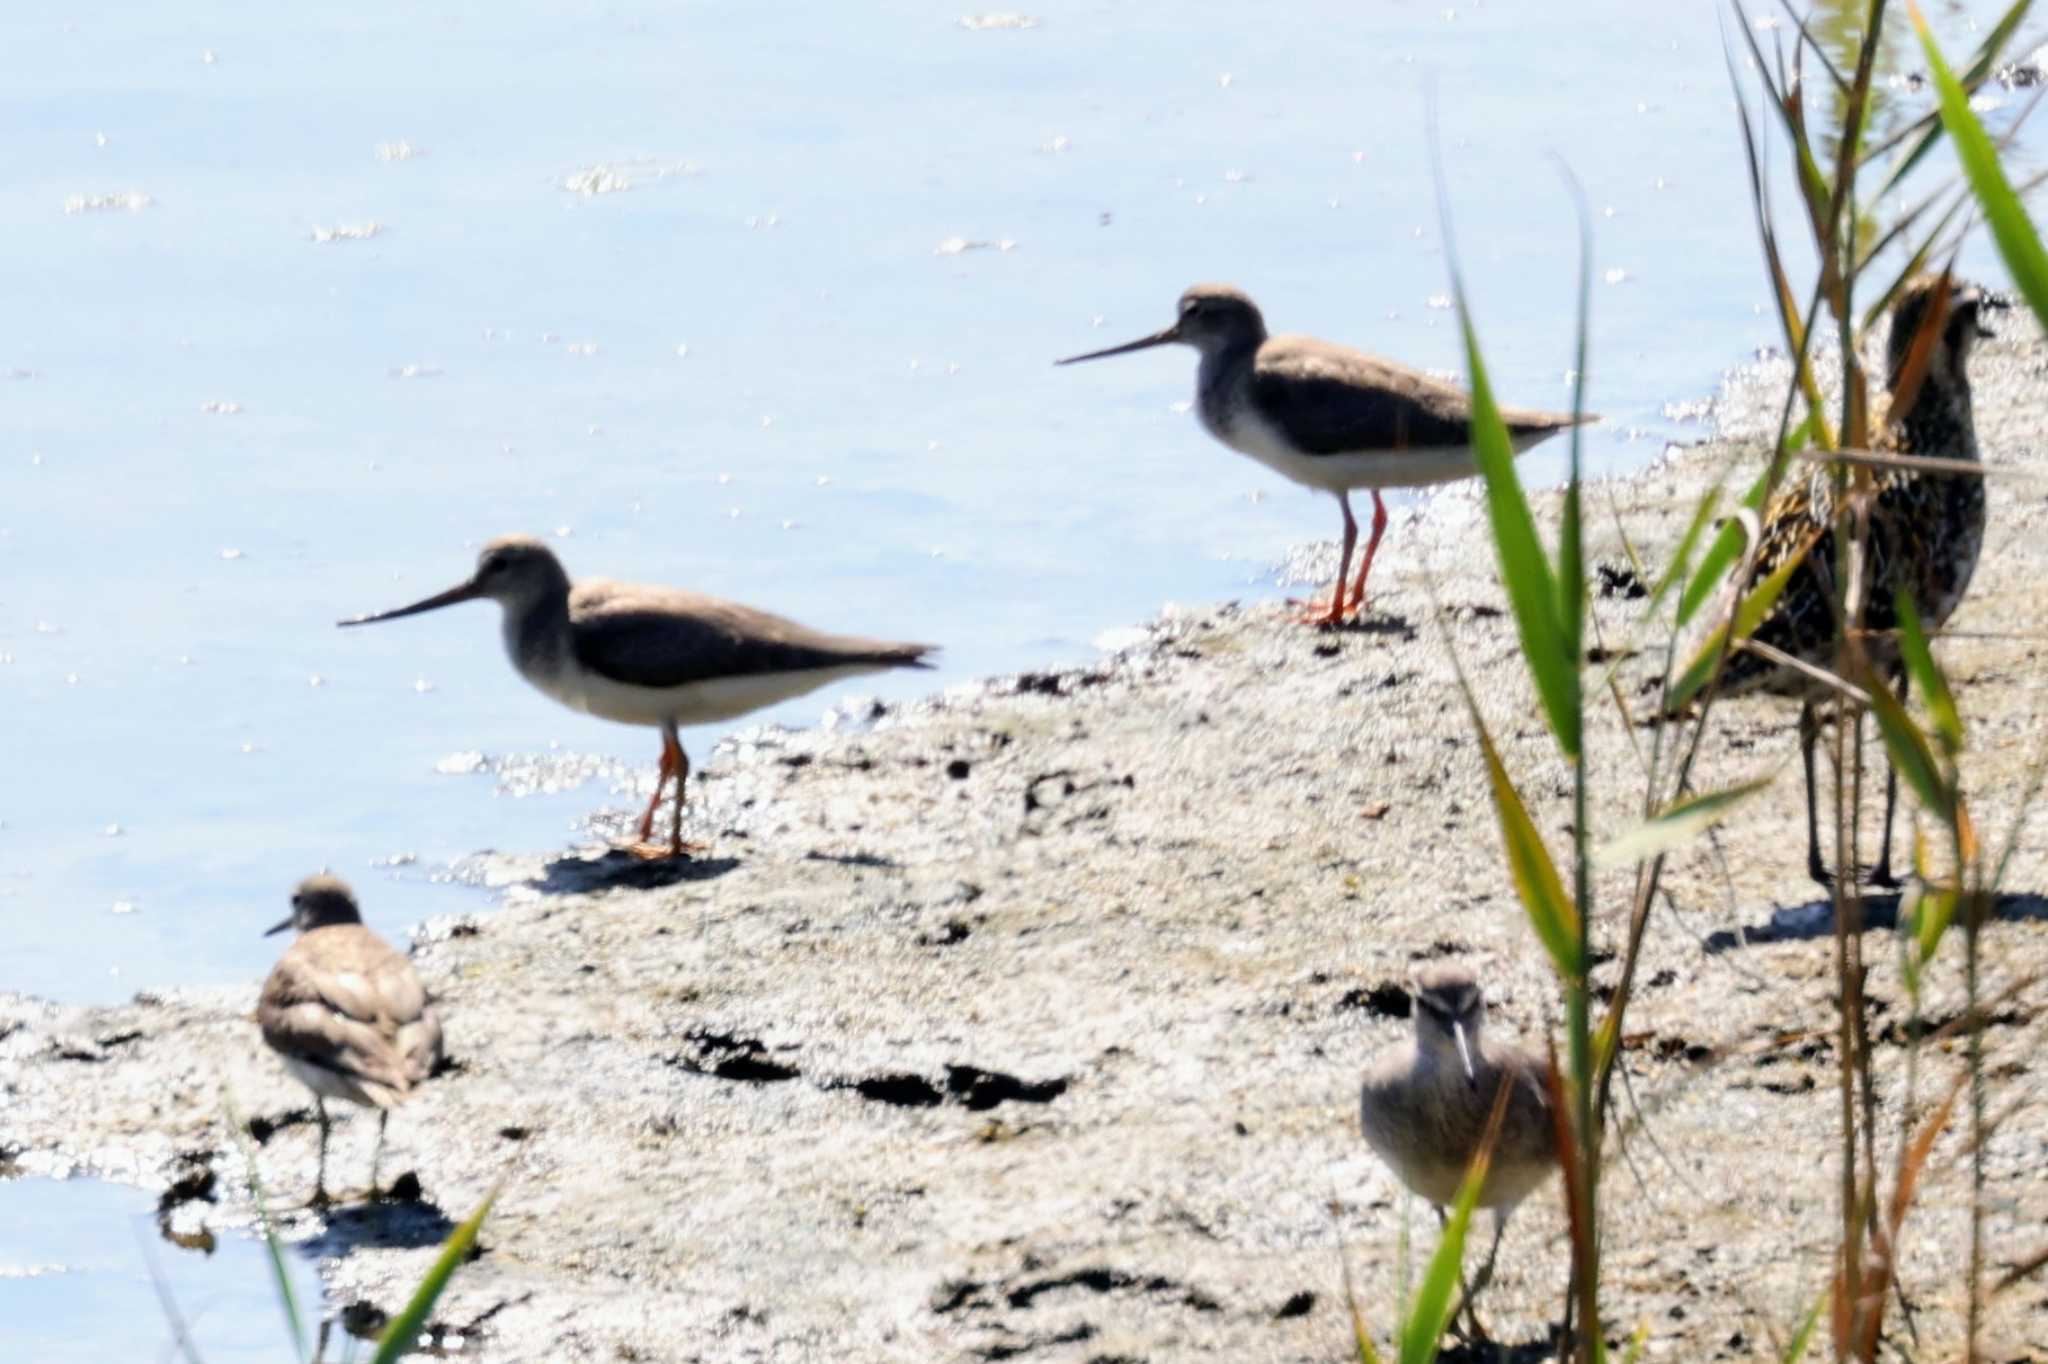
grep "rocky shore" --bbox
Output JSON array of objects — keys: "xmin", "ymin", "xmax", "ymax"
[{"xmin": 6, "ymin": 325, "xmax": 2048, "ymax": 1362}]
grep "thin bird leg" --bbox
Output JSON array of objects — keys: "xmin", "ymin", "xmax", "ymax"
[
  {"xmin": 1801, "ymin": 700, "xmax": 1830, "ymax": 887},
  {"xmin": 1293, "ymin": 492, "xmax": 1359, "ymax": 626},
  {"xmin": 1445, "ymin": 1211, "xmax": 1508, "ymax": 1343},
  {"xmin": 312, "ymin": 1098, "xmax": 332, "ymax": 1209},
  {"xmin": 1346, "ymin": 490, "xmax": 1391, "ymax": 615},
  {"xmin": 1429, "ymin": 1204, "xmax": 1485, "ymax": 1343},
  {"xmin": 369, "ymin": 1109, "xmax": 388, "ymax": 1198},
  {"xmin": 1870, "ymin": 668, "xmax": 1908, "ymax": 889},
  {"xmin": 668, "ymin": 731, "xmax": 690, "ymax": 857},
  {"xmin": 636, "ymin": 734, "xmax": 680, "ymax": 842}
]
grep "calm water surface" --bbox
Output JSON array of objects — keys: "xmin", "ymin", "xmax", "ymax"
[{"xmin": 0, "ymin": 0, "xmax": 2034, "ymax": 1348}]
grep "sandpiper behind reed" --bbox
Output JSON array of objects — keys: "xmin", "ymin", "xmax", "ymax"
[
  {"xmin": 1358, "ymin": 963, "xmax": 1556, "ymax": 1329},
  {"xmin": 258, "ymin": 875, "xmax": 443, "ymax": 1207},
  {"xmin": 341, "ymin": 536, "xmax": 937, "ymax": 857},
  {"xmin": 1059, "ymin": 284, "xmax": 1591, "ymax": 625},
  {"xmin": 1694, "ymin": 273, "xmax": 1999, "ymax": 887}
]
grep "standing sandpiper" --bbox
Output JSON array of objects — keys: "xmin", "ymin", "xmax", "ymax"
[
  {"xmin": 1358, "ymin": 964, "xmax": 1556, "ymax": 1332},
  {"xmin": 258, "ymin": 875, "xmax": 443, "ymax": 1207},
  {"xmin": 341, "ymin": 536, "xmax": 938, "ymax": 858},
  {"xmin": 1698, "ymin": 274, "xmax": 1998, "ymax": 887},
  {"xmin": 1058, "ymin": 284, "xmax": 1590, "ymax": 625}
]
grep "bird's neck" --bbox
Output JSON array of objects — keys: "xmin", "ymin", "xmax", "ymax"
[
  {"xmin": 502, "ymin": 588, "xmax": 573, "ymax": 683},
  {"xmin": 1195, "ymin": 338, "xmax": 1260, "ymax": 431},
  {"xmin": 1892, "ymin": 378, "xmax": 1978, "ymax": 464}
]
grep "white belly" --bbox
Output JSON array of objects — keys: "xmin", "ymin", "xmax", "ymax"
[
  {"xmin": 282, "ymin": 1055, "xmax": 385, "ymax": 1109},
  {"xmin": 532, "ymin": 661, "xmax": 893, "ymax": 730},
  {"xmin": 1213, "ymin": 405, "xmax": 1538, "ymax": 493}
]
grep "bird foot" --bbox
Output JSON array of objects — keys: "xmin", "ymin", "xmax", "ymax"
[
  {"xmin": 1810, "ymin": 863, "xmax": 1903, "ymax": 892},
  {"xmin": 1285, "ymin": 592, "xmax": 1359, "ymax": 628},
  {"xmin": 623, "ymin": 838, "xmax": 705, "ymax": 861},
  {"xmin": 273, "ymin": 1188, "xmax": 334, "ymax": 1214}
]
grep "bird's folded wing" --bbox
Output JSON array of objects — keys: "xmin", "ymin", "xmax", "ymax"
[
  {"xmin": 571, "ymin": 581, "xmax": 928, "ymax": 689},
  {"xmin": 1252, "ymin": 344, "xmax": 1481, "ymax": 454},
  {"xmin": 259, "ymin": 957, "xmax": 415, "ymax": 1097}
]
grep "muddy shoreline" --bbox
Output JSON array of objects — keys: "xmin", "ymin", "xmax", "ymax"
[{"xmin": 6, "ymin": 327, "xmax": 2048, "ymax": 1362}]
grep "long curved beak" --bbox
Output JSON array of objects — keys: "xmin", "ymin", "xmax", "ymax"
[
  {"xmin": 1452, "ymin": 1021, "xmax": 1477, "ymax": 1085},
  {"xmin": 338, "ymin": 577, "xmax": 485, "ymax": 627},
  {"xmin": 1055, "ymin": 324, "xmax": 1181, "ymax": 366},
  {"xmin": 263, "ymin": 915, "xmax": 294, "ymax": 937}
]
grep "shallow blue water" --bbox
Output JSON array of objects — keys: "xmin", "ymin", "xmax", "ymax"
[
  {"xmin": 0, "ymin": 1176, "xmax": 321, "ymax": 1363},
  {"xmin": 0, "ymin": 3, "xmax": 2027, "ymax": 997}
]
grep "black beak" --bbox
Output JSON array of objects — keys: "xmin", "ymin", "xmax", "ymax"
[
  {"xmin": 339, "ymin": 576, "xmax": 486, "ymax": 628},
  {"xmin": 263, "ymin": 914, "xmax": 294, "ymax": 937},
  {"xmin": 1055, "ymin": 324, "xmax": 1183, "ymax": 366}
]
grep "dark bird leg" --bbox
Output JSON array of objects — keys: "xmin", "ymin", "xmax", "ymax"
[
  {"xmin": 312, "ymin": 1098, "xmax": 332, "ymax": 1210},
  {"xmin": 1869, "ymin": 668, "xmax": 1908, "ymax": 889},
  {"xmin": 369, "ymin": 1109, "xmax": 389, "ymax": 1198},
  {"xmin": 1346, "ymin": 490, "xmax": 1391, "ymax": 617},
  {"xmin": 1801, "ymin": 700, "xmax": 1831, "ymax": 888},
  {"xmin": 1445, "ymin": 1209, "xmax": 1508, "ymax": 1343},
  {"xmin": 1294, "ymin": 492, "xmax": 1359, "ymax": 626},
  {"xmin": 1430, "ymin": 1204, "xmax": 1492, "ymax": 1343}
]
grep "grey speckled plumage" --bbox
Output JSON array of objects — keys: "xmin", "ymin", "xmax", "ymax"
[
  {"xmin": 1061, "ymin": 284, "xmax": 1591, "ymax": 625},
  {"xmin": 343, "ymin": 536, "xmax": 937, "ymax": 857},
  {"xmin": 1710, "ymin": 274, "xmax": 1996, "ymax": 886},
  {"xmin": 1358, "ymin": 964, "xmax": 1556, "ymax": 1331},
  {"xmin": 258, "ymin": 874, "xmax": 442, "ymax": 1205}
]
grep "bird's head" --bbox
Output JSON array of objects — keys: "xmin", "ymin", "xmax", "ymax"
[
  {"xmin": 1412, "ymin": 964, "xmax": 1488, "ymax": 1085},
  {"xmin": 1886, "ymin": 272, "xmax": 2005, "ymax": 395},
  {"xmin": 266, "ymin": 873, "xmax": 363, "ymax": 936},
  {"xmin": 1055, "ymin": 283, "xmax": 1267, "ymax": 366},
  {"xmin": 338, "ymin": 534, "xmax": 572, "ymax": 628}
]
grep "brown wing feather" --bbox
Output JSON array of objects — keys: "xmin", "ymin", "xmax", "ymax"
[
  {"xmin": 569, "ymin": 580, "xmax": 936, "ymax": 690},
  {"xmin": 258, "ymin": 926, "xmax": 440, "ymax": 1104},
  {"xmin": 1252, "ymin": 336, "xmax": 1585, "ymax": 455}
]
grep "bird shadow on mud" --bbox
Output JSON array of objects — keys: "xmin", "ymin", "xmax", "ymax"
[
  {"xmin": 1704, "ymin": 890, "xmax": 2048, "ymax": 953},
  {"xmin": 301, "ymin": 1183, "xmax": 459, "ymax": 1257},
  {"xmin": 1322, "ymin": 610, "xmax": 1418, "ymax": 641},
  {"xmin": 1437, "ymin": 1331, "xmax": 1562, "ymax": 1363},
  {"xmin": 530, "ymin": 849, "xmax": 739, "ymax": 895}
]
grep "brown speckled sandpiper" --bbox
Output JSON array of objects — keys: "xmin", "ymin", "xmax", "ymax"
[
  {"xmin": 1703, "ymin": 273, "xmax": 1999, "ymax": 887},
  {"xmin": 258, "ymin": 875, "xmax": 443, "ymax": 1207}
]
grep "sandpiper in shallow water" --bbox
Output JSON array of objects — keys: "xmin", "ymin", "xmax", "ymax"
[
  {"xmin": 258, "ymin": 874, "xmax": 442, "ymax": 1207},
  {"xmin": 1699, "ymin": 273, "xmax": 1999, "ymax": 887},
  {"xmin": 1058, "ymin": 284, "xmax": 1591, "ymax": 625},
  {"xmin": 1358, "ymin": 964, "xmax": 1556, "ymax": 1329},
  {"xmin": 341, "ymin": 536, "xmax": 938, "ymax": 857}
]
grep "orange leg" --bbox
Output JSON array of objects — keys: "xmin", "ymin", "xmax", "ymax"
[
  {"xmin": 635, "ymin": 732, "xmax": 680, "ymax": 842},
  {"xmin": 666, "ymin": 743, "xmax": 690, "ymax": 856},
  {"xmin": 1292, "ymin": 491, "xmax": 1358, "ymax": 626},
  {"xmin": 1346, "ymin": 491, "xmax": 1389, "ymax": 614},
  {"xmin": 629, "ymin": 727, "xmax": 702, "ymax": 859}
]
